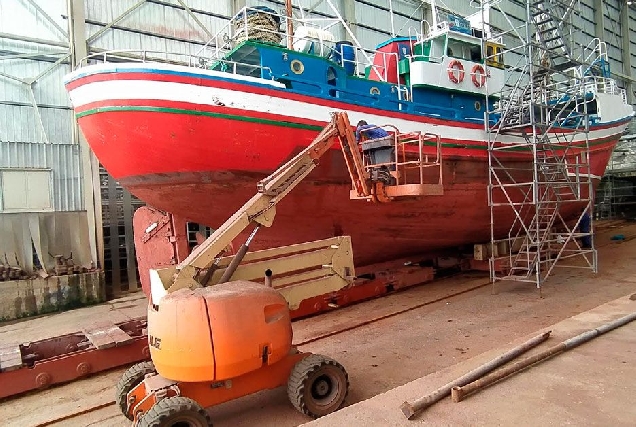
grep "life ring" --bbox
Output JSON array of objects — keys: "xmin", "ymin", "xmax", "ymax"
[
  {"xmin": 471, "ymin": 64, "xmax": 487, "ymax": 88},
  {"xmin": 447, "ymin": 60, "xmax": 465, "ymax": 84}
]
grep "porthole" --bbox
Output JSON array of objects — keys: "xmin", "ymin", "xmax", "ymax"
[
  {"xmin": 370, "ymin": 87, "xmax": 380, "ymax": 95},
  {"xmin": 474, "ymin": 101, "xmax": 482, "ymax": 111},
  {"xmin": 290, "ymin": 59, "xmax": 304, "ymax": 74}
]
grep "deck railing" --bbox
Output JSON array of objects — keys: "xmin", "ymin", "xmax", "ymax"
[{"xmin": 197, "ymin": 6, "xmax": 403, "ymax": 85}]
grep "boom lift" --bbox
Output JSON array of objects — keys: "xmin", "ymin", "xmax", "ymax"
[
  {"xmin": 117, "ymin": 112, "xmax": 443, "ymax": 426},
  {"xmin": 118, "ymin": 112, "xmax": 359, "ymax": 427}
]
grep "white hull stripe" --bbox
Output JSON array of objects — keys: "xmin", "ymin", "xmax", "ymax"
[{"xmin": 69, "ymin": 79, "xmax": 630, "ymax": 145}]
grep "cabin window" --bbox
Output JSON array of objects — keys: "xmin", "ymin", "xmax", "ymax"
[
  {"xmin": 486, "ymin": 44, "xmax": 505, "ymax": 69},
  {"xmin": 413, "ymin": 40, "xmax": 431, "ymax": 59},
  {"xmin": 447, "ymin": 39, "xmax": 481, "ymax": 62},
  {"xmin": 495, "ymin": 46, "xmax": 503, "ymax": 65},
  {"xmin": 470, "ymin": 46, "xmax": 482, "ymax": 62},
  {"xmin": 430, "ymin": 37, "xmax": 445, "ymax": 61}
]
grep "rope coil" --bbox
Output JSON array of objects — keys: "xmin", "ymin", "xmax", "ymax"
[{"xmin": 234, "ymin": 12, "xmax": 283, "ymax": 45}]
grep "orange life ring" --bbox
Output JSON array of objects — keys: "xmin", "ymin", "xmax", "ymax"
[
  {"xmin": 471, "ymin": 64, "xmax": 487, "ymax": 88},
  {"xmin": 447, "ymin": 60, "xmax": 465, "ymax": 84}
]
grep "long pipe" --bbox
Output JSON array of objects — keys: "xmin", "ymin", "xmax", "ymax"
[
  {"xmin": 399, "ymin": 331, "xmax": 551, "ymax": 419},
  {"xmin": 451, "ymin": 311, "xmax": 636, "ymax": 403}
]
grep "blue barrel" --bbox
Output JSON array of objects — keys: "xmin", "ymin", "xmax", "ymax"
[{"xmin": 334, "ymin": 41, "xmax": 356, "ymax": 76}]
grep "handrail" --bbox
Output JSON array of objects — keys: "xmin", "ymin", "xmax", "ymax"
[
  {"xmin": 357, "ymin": 124, "xmax": 442, "ymax": 190},
  {"xmin": 545, "ymin": 75, "xmax": 623, "ymax": 97},
  {"xmin": 197, "ymin": 5, "xmax": 398, "ymax": 83},
  {"xmin": 78, "ymin": 49, "xmax": 208, "ymax": 68}
]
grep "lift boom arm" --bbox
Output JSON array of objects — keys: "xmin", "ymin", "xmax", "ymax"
[{"xmin": 157, "ymin": 112, "xmax": 360, "ymax": 295}]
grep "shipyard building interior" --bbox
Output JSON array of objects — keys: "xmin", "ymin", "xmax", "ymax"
[{"xmin": 1, "ymin": 0, "xmax": 636, "ymax": 426}]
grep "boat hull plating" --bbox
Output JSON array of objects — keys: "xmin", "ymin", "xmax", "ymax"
[{"xmin": 67, "ymin": 65, "xmax": 629, "ymax": 266}]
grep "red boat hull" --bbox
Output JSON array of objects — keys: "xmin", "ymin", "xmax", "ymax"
[{"xmin": 77, "ymin": 109, "xmax": 616, "ymax": 267}]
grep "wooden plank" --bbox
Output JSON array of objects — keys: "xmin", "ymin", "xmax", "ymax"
[
  {"xmin": 0, "ymin": 344, "xmax": 22, "ymax": 372},
  {"xmin": 83, "ymin": 323, "xmax": 133, "ymax": 350}
]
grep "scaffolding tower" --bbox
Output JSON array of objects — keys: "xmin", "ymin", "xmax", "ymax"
[{"xmin": 484, "ymin": 0, "xmax": 602, "ymax": 293}]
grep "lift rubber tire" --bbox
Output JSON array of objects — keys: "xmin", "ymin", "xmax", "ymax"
[
  {"xmin": 115, "ymin": 361, "xmax": 156, "ymax": 419},
  {"xmin": 287, "ymin": 354, "xmax": 349, "ymax": 418},
  {"xmin": 137, "ymin": 396, "xmax": 212, "ymax": 427}
]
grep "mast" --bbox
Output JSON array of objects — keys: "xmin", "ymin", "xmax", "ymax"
[
  {"xmin": 285, "ymin": 0, "xmax": 293, "ymax": 49},
  {"xmin": 431, "ymin": 0, "xmax": 438, "ymax": 30},
  {"xmin": 389, "ymin": 0, "xmax": 396, "ymax": 37}
]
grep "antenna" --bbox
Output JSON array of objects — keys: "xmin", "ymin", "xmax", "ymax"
[
  {"xmin": 431, "ymin": 0, "xmax": 438, "ymax": 30},
  {"xmin": 389, "ymin": 0, "xmax": 396, "ymax": 37}
]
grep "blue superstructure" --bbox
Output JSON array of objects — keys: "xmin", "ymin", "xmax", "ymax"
[{"xmin": 214, "ymin": 41, "xmax": 492, "ymax": 125}]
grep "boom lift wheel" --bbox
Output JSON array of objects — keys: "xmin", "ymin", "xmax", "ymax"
[
  {"xmin": 116, "ymin": 361, "xmax": 156, "ymax": 419},
  {"xmin": 287, "ymin": 354, "xmax": 349, "ymax": 418},
  {"xmin": 137, "ymin": 396, "xmax": 212, "ymax": 427}
]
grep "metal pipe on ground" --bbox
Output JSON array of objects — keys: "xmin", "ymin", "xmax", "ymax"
[
  {"xmin": 451, "ymin": 311, "xmax": 636, "ymax": 403},
  {"xmin": 399, "ymin": 331, "xmax": 551, "ymax": 420}
]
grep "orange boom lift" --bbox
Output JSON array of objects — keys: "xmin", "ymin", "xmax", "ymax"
[
  {"xmin": 117, "ymin": 112, "xmax": 362, "ymax": 426},
  {"xmin": 116, "ymin": 111, "xmax": 441, "ymax": 426}
]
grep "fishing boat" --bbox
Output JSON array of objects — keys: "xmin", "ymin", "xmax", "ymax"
[{"xmin": 64, "ymin": 4, "xmax": 633, "ymax": 268}]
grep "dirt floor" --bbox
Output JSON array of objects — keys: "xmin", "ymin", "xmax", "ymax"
[{"xmin": 1, "ymin": 220, "xmax": 635, "ymax": 427}]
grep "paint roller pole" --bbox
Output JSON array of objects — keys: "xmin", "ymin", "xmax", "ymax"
[
  {"xmin": 451, "ymin": 311, "xmax": 636, "ymax": 403},
  {"xmin": 217, "ymin": 226, "xmax": 259, "ymax": 284},
  {"xmin": 399, "ymin": 331, "xmax": 551, "ymax": 420}
]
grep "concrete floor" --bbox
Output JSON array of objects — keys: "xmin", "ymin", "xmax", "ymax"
[
  {"xmin": 1, "ymin": 220, "xmax": 635, "ymax": 427},
  {"xmin": 305, "ymin": 295, "xmax": 636, "ymax": 427}
]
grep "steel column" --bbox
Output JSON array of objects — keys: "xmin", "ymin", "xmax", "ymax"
[
  {"xmin": 231, "ymin": 0, "xmax": 246, "ymax": 16},
  {"xmin": 620, "ymin": 2, "xmax": 633, "ymax": 104},
  {"xmin": 68, "ymin": 0, "xmax": 102, "ymax": 270},
  {"xmin": 593, "ymin": 0, "xmax": 605, "ymax": 40}
]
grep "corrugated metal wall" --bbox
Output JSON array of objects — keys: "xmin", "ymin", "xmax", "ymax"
[
  {"xmin": 0, "ymin": 0, "xmax": 81, "ymax": 211},
  {"xmin": 245, "ymin": 0, "xmax": 425, "ymax": 48},
  {"xmin": 491, "ymin": 0, "xmax": 635, "ymax": 106},
  {"xmin": 1, "ymin": 142, "xmax": 81, "ymax": 211},
  {"xmin": 84, "ymin": 0, "xmax": 230, "ymax": 60},
  {"xmin": 601, "ymin": 0, "xmax": 624, "ymax": 68}
]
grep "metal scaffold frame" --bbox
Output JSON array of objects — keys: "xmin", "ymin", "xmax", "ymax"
[{"xmin": 482, "ymin": 0, "xmax": 602, "ymax": 293}]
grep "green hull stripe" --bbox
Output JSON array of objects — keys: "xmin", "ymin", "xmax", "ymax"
[
  {"xmin": 77, "ymin": 106, "xmax": 614, "ymax": 151},
  {"xmin": 77, "ymin": 106, "xmax": 323, "ymax": 132}
]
